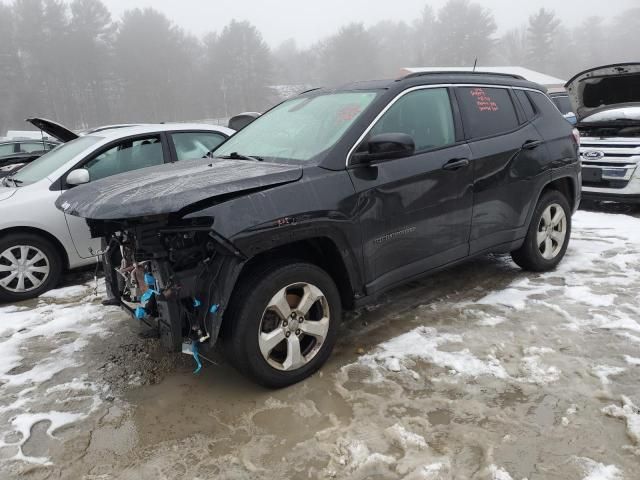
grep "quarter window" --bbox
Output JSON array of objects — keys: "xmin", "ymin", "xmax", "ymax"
[
  {"xmin": 83, "ymin": 136, "xmax": 164, "ymax": 182},
  {"xmin": 363, "ymin": 88, "xmax": 455, "ymax": 153},
  {"xmin": 170, "ymin": 132, "xmax": 227, "ymax": 161},
  {"xmin": 514, "ymin": 90, "xmax": 536, "ymax": 121},
  {"xmin": 457, "ymin": 87, "xmax": 520, "ymax": 139},
  {"xmin": 0, "ymin": 144, "xmax": 15, "ymax": 156}
]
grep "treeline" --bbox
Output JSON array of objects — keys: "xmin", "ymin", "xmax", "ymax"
[{"xmin": 1, "ymin": 0, "xmax": 639, "ymax": 135}]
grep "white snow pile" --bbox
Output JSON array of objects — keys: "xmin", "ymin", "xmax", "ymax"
[
  {"xmin": 575, "ymin": 457, "xmax": 623, "ymax": 480},
  {"xmin": 602, "ymin": 396, "xmax": 640, "ymax": 451},
  {"xmin": 0, "ymin": 281, "xmax": 115, "ymax": 465},
  {"xmin": 357, "ymin": 326, "xmax": 508, "ymax": 380},
  {"xmin": 488, "ymin": 464, "xmax": 514, "ymax": 480}
]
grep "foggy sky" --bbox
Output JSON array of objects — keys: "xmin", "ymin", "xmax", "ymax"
[{"xmin": 97, "ymin": 0, "xmax": 635, "ymax": 46}]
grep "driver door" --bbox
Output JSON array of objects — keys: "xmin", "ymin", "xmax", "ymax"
[
  {"xmin": 347, "ymin": 87, "xmax": 474, "ymax": 294},
  {"xmin": 64, "ymin": 134, "xmax": 168, "ymax": 258}
]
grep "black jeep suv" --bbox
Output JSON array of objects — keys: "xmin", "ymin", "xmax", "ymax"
[{"xmin": 57, "ymin": 72, "xmax": 581, "ymax": 388}]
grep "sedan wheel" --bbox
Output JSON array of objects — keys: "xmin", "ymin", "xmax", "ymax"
[
  {"xmin": 0, "ymin": 233, "xmax": 63, "ymax": 303},
  {"xmin": 259, "ymin": 282, "xmax": 331, "ymax": 372},
  {"xmin": 0, "ymin": 245, "xmax": 51, "ymax": 293}
]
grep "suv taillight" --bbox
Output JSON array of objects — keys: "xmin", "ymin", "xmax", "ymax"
[{"xmin": 572, "ymin": 128, "xmax": 580, "ymax": 146}]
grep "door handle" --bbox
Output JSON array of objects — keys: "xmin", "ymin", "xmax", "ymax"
[
  {"xmin": 442, "ymin": 158, "xmax": 470, "ymax": 171},
  {"xmin": 522, "ymin": 140, "xmax": 543, "ymax": 150}
]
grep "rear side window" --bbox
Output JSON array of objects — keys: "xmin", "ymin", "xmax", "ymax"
[
  {"xmin": 171, "ymin": 132, "xmax": 227, "ymax": 161},
  {"xmin": 529, "ymin": 91, "xmax": 565, "ymax": 118},
  {"xmin": 514, "ymin": 90, "xmax": 536, "ymax": 120},
  {"xmin": 457, "ymin": 87, "xmax": 520, "ymax": 139},
  {"xmin": 364, "ymin": 88, "xmax": 455, "ymax": 152},
  {"xmin": 19, "ymin": 142, "xmax": 48, "ymax": 153}
]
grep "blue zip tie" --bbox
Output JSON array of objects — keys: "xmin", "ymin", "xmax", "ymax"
[
  {"xmin": 134, "ymin": 306, "xmax": 146, "ymax": 319},
  {"xmin": 144, "ymin": 273, "xmax": 156, "ymax": 287},
  {"xmin": 193, "ymin": 298, "xmax": 202, "ymax": 308},
  {"xmin": 192, "ymin": 342, "xmax": 202, "ymax": 374},
  {"xmin": 140, "ymin": 289, "xmax": 157, "ymax": 305},
  {"xmin": 209, "ymin": 304, "xmax": 219, "ymax": 314}
]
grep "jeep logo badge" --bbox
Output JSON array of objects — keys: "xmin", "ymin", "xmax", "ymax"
[{"xmin": 583, "ymin": 150, "xmax": 604, "ymax": 159}]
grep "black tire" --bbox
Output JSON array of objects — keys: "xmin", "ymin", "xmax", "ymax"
[
  {"xmin": 0, "ymin": 233, "xmax": 63, "ymax": 303},
  {"xmin": 224, "ymin": 261, "xmax": 341, "ymax": 388},
  {"xmin": 511, "ymin": 190, "xmax": 571, "ymax": 272}
]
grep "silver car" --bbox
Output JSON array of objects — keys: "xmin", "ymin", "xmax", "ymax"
[{"xmin": 0, "ymin": 122, "xmax": 234, "ymax": 302}]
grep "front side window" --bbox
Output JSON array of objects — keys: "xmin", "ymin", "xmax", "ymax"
[
  {"xmin": 84, "ymin": 135, "xmax": 164, "ymax": 182},
  {"xmin": 213, "ymin": 92, "xmax": 378, "ymax": 162},
  {"xmin": 171, "ymin": 132, "xmax": 226, "ymax": 161},
  {"xmin": 362, "ymin": 88, "xmax": 455, "ymax": 153},
  {"xmin": 457, "ymin": 87, "xmax": 520, "ymax": 139},
  {"xmin": 0, "ymin": 144, "xmax": 15, "ymax": 156}
]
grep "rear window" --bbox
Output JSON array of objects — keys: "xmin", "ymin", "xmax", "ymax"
[
  {"xmin": 457, "ymin": 87, "xmax": 520, "ymax": 139},
  {"xmin": 551, "ymin": 95, "xmax": 573, "ymax": 115}
]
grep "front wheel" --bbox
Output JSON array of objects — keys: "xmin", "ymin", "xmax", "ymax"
[
  {"xmin": 224, "ymin": 262, "xmax": 341, "ymax": 388},
  {"xmin": 0, "ymin": 233, "xmax": 63, "ymax": 303},
  {"xmin": 511, "ymin": 190, "xmax": 571, "ymax": 272}
]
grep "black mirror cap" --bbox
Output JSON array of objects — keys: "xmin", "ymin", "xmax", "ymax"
[
  {"xmin": 228, "ymin": 112, "xmax": 261, "ymax": 131},
  {"xmin": 354, "ymin": 133, "xmax": 415, "ymax": 164}
]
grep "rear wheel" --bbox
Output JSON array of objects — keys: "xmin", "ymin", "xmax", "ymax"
[
  {"xmin": 511, "ymin": 190, "xmax": 571, "ymax": 272},
  {"xmin": 0, "ymin": 233, "xmax": 63, "ymax": 303},
  {"xmin": 224, "ymin": 262, "xmax": 341, "ymax": 388}
]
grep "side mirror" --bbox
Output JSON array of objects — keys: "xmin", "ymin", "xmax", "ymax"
[
  {"xmin": 66, "ymin": 168, "xmax": 90, "ymax": 186},
  {"xmin": 353, "ymin": 133, "xmax": 415, "ymax": 164},
  {"xmin": 228, "ymin": 112, "xmax": 261, "ymax": 131}
]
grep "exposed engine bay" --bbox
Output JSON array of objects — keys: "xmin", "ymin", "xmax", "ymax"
[{"xmin": 95, "ymin": 218, "xmax": 245, "ymax": 353}]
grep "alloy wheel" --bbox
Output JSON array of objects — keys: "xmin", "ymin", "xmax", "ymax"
[
  {"xmin": 258, "ymin": 282, "xmax": 330, "ymax": 371},
  {"xmin": 537, "ymin": 203, "xmax": 567, "ymax": 260}
]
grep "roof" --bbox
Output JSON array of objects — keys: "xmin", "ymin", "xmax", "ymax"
[
  {"xmin": 88, "ymin": 123, "xmax": 235, "ymax": 139},
  {"xmin": 400, "ymin": 67, "xmax": 566, "ymax": 89}
]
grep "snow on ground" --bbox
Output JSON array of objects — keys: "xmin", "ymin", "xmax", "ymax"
[{"xmin": 0, "ymin": 280, "xmax": 118, "ymax": 464}]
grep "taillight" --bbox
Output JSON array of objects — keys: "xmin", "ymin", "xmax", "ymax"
[{"xmin": 572, "ymin": 128, "xmax": 580, "ymax": 146}]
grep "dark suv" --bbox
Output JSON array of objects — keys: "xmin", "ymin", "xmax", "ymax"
[{"xmin": 57, "ymin": 72, "xmax": 581, "ymax": 387}]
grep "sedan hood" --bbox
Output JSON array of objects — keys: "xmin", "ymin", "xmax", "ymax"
[
  {"xmin": 25, "ymin": 117, "xmax": 79, "ymax": 142},
  {"xmin": 565, "ymin": 63, "xmax": 640, "ymax": 122},
  {"xmin": 57, "ymin": 158, "xmax": 303, "ymax": 220}
]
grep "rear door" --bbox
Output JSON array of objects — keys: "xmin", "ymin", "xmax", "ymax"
[
  {"xmin": 64, "ymin": 134, "xmax": 170, "ymax": 258},
  {"xmin": 455, "ymin": 86, "xmax": 549, "ymax": 254},
  {"xmin": 348, "ymin": 87, "xmax": 473, "ymax": 294}
]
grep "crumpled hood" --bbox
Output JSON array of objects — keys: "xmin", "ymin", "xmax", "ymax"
[
  {"xmin": 565, "ymin": 63, "xmax": 640, "ymax": 122},
  {"xmin": 56, "ymin": 158, "xmax": 302, "ymax": 220}
]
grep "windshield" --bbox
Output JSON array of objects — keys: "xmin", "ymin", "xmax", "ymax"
[
  {"xmin": 214, "ymin": 91, "xmax": 378, "ymax": 162},
  {"xmin": 10, "ymin": 136, "xmax": 101, "ymax": 186}
]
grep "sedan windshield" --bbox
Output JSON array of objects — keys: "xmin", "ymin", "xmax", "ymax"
[
  {"xmin": 214, "ymin": 91, "xmax": 378, "ymax": 162},
  {"xmin": 11, "ymin": 136, "xmax": 101, "ymax": 186}
]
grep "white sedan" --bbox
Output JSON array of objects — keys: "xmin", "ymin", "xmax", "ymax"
[{"xmin": 0, "ymin": 121, "xmax": 234, "ymax": 302}]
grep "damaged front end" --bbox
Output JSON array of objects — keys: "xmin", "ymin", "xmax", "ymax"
[{"xmin": 92, "ymin": 215, "xmax": 245, "ymax": 353}]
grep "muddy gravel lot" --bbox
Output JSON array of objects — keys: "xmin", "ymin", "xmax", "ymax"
[{"xmin": 1, "ymin": 204, "xmax": 639, "ymax": 480}]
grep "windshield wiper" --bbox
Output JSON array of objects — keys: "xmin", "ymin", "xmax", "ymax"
[
  {"xmin": 5, "ymin": 176, "xmax": 23, "ymax": 187},
  {"xmin": 217, "ymin": 152, "xmax": 264, "ymax": 162}
]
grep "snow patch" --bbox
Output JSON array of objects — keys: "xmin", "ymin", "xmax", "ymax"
[
  {"xmin": 488, "ymin": 464, "xmax": 514, "ymax": 480},
  {"xmin": 602, "ymin": 395, "xmax": 640, "ymax": 446},
  {"xmin": 575, "ymin": 457, "xmax": 623, "ymax": 480}
]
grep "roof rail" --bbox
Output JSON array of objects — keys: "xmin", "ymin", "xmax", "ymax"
[{"xmin": 399, "ymin": 71, "xmax": 526, "ymax": 81}]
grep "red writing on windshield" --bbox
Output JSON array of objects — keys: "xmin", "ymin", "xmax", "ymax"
[
  {"xmin": 337, "ymin": 104, "xmax": 363, "ymax": 122},
  {"xmin": 470, "ymin": 88, "xmax": 499, "ymax": 112}
]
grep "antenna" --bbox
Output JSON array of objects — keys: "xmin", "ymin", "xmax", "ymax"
[{"xmin": 472, "ymin": 58, "xmax": 478, "ymax": 72}]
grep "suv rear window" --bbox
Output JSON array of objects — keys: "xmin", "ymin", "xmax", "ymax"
[{"xmin": 457, "ymin": 87, "xmax": 519, "ymax": 139}]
